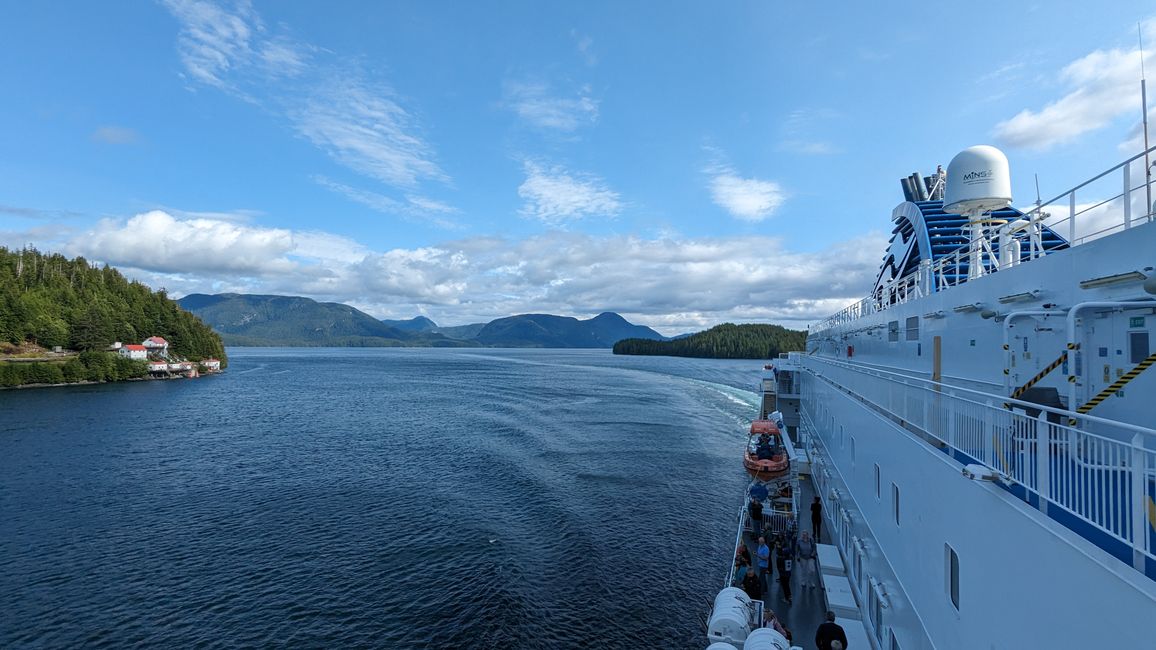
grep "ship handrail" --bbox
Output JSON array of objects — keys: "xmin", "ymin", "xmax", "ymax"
[
  {"xmin": 811, "ymin": 145, "xmax": 1156, "ymax": 334},
  {"xmin": 724, "ymin": 505, "xmax": 747, "ymax": 589},
  {"xmin": 808, "ymin": 355, "xmax": 1156, "ymax": 440},
  {"xmin": 802, "ymin": 355, "xmax": 1156, "ymax": 575}
]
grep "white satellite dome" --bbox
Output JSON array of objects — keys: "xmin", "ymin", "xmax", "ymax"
[{"xmin": 943, "ymin": 145, "xmax": 1012, "ymax": 216}]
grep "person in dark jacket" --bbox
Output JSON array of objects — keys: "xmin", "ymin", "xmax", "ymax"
[
  {"xmin": 775, "ymin": 540, "xmax": 793, "ymax": 604},
  {"xmin": 810, "ymin": 496, "xmax": 823, "ymax": 540},
  {"xmin": 748, "ymin": 497, "xmax": 764, "ymax": 538},
  {"xmin": 742, "ymin": 565, "xmax": 763, "ymax": 601},
  {"xmin": 815, "ymin": 611, "xmax": 848, "ymax": 650}
]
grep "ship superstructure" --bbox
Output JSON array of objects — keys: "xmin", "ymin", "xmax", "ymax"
[{"xmin": 794, "ymin": 145, "xmax": 1156, "ymax": 648}]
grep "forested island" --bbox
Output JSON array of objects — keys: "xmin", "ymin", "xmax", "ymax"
[
  {"xmin": 0, "ymin": 247, "xmax": 226, "ymax": 388},
  {"xmin": 613, "ymin": 323, "xmax": 806, "ymax": 359}
]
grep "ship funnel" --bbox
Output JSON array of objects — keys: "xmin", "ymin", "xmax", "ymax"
[{"xmin": 943, "ymin": 145, "xmax": 1012, "ymax": 216}]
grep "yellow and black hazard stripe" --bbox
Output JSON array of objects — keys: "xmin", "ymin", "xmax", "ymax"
[
  {"xmin": 1075, "ymin": 351, "xmax": 1156, "ymax": 415},
  {"xmin": 1004, "ymin": 352, "xmax": 1067, "ymax": 408}
]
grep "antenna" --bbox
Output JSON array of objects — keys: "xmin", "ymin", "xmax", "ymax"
[{"xmin": 1142, "ymin": 23, "xmax": 1153, "ymax": 219}]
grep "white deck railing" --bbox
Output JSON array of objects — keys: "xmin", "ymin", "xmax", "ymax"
[
  {"xmin": 800, "ymin": 355, "xmax": 1156, "ymax": 573},
  {"xmin": 812, "ymin": 146, "xmax": 1156, "ymax": 334}
]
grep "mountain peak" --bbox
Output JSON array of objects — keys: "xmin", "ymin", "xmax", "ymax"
[{"xmin": 590, "ymin": 311, "xmax": 626, "ymax": 322}]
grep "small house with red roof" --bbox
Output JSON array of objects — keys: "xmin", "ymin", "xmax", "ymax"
[
  {"xmin": 142, "ymin": 336, "xmax": 169, "ymax": 352},
  {"xmin": 118, "ymin": 344, "xmax": 147, "ymax": 361}
]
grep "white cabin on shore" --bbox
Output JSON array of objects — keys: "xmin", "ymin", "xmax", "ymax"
[
  {"xmin": 118, "ymin": 344, "xmax": 147, "ymax": 361},
  {"xmin": 142, "ymin": 336, "xmax": 169, "ymax": 355}
]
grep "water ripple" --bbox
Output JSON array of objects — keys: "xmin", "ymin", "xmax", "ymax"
[{"xmin": 0, "ymin": 349, "xmax": 760, "ymax": 648}]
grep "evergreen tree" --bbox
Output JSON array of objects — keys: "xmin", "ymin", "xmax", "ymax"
[
  {"xmin": 613, "ymin": 323, "xmax": 806, "ymax": 359},
  {"xmin": 0, "ymin": 246, "xmax": 227, "ymax": 387}
]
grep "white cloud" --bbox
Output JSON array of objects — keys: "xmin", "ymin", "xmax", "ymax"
[
  {"xmin": 162, "ymin": 0, "xmax": 451, "ymax": 206},
  {"xmin": 778, "ymin": 108, "xmax": 838, "ymax": 155},
  {"xmin": 311, "ymin": 176, "xmax": 459, "ymax": 230},
  {"xmin": 571, "ymin": 30, "xmax": 597, "ymax": 66},
  {"xmin": 503, "ymin": 80, "xmax": 599, "ymax": 131},
  {"xmin": 779, "ymin": 140, "xmax": 836, "ymax": 155},
  {"xmin": 162, "ymin": 0, "xmax": 259, "ymax": 89},
  {"xmin": 993, "ymin": 19, "xmax": 1156, "ymax": 150},
  {"xmin": 517, "ymin": 161, "xmax": 622, "ymax": 225},
  {"xmin": 703, "ymin": 147, "xmax": 787, "ymax": 221},
  {"xmin": 292, "ymin": 77, "xmax": 447, "ymax": 189},
  {"xmin": 91, "ymin": 126, "xmax": 140, "ymax": 145},
  {"xmin": 707, "ymin": 170, "xmax": 786, "ymax": 222},
  {"xmin": 72, "ymin": 210, "xmax": 298, "ymax": 275},
  {"xmin": 54, "ymin": 210, "xmax": 884, "ymax": 332},
  {"xmin": 158, "ymin": 206, "xmax": 263, "ymax": 223}
]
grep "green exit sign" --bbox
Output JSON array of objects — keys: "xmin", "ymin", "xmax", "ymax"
[{"xmin": 1130, "ymin": 316, "xmax": 1145, "ymax": 328}]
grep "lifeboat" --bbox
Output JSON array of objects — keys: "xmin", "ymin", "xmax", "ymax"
[{"xmin": 743, "ymin": 419, "xmax": 789, "ymax": 480}]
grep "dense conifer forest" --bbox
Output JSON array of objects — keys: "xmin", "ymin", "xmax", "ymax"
[
  {"xmin": 0, "ymin": 247, "xmax": 226, "ymax": 387},
  {"xmin": 612, "ymin": 323, "xmax": 806, "ymax": 359}
]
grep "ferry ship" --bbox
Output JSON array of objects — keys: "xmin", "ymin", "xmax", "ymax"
[{"xmin": 705, "ymin": 142, "xmax": 1156, "ymax": 649}]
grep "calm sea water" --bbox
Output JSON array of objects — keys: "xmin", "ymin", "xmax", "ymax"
[{"xmin": 1, "ymin": 348, "xmax": 765, "ymax": 648}]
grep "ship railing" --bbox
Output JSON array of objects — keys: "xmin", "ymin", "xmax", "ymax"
[
  {"xmin": 811, "ymin": 145, "xmax": 1156, "ymax": 335},
  {"xmin": 801, "ymin": 355, "xmax": 1156, "ymax": 575},
  {"xmin": 724, "ymin": 505, "xmax": 747, "ymax": 589}
]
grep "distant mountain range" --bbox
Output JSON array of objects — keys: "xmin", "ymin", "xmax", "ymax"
[
  {"xmin": 176, "ymin": 294, "xmax": 464, "ymax": 347},
  {"xmin": 475, "ymin": 312, "xmax": 663, "ymax": 348},
  {"xmin": 178, "ymin": 293, "xmax": 666, "ymax": 348}
]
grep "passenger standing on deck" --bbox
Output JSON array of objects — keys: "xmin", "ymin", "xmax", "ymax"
[
  {"xmin": 733, "ymin": 557, "xmax": 751, "ymax": 586},
  {"xmin": 756, "ymin": 536, "xmax": 772, "ymax": 593},
  {"xmin": 764, "ymin": 609, "xmax": 788, "ymax": 637},
  {"xmin": 736, "ymin": 542, "xmax": 751, "ymax": 567},
  {"xmin": 815, "ymin": 611, "xmax": 848, "ymax": 650},
  {"xmin": 810, "ymin": 496, "xmax": 823, "ymax": 540},
  {"xmin": 775, "ymin": 540, "xmax": 793, "ymax": 604},
  {"xmin": 741, "ymin": 562, "xmax": 763, "ymax": 602},
  {"xmin": 749, "ymin": 496, "xmax": 764, "ymax": 538},
  {"xmin": 797, "ymin": 531, "xmax": 818, "ymax": 587}
]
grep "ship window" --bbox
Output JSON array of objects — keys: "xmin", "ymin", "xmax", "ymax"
[
  {"xmin": 945, "ymin": 544, "xmax": 960, "ymax": 610},
  {"xmin": 851, "ymin": 436, "xmax": 856, "ymax": 465},
  {"xmin": 905, "ymin": 316, "xmax": 919, "ymax": 341},
  {"xmin": 892, "ymin": 483, "xmax": 900, "ymax": 525},
  {"xmin": 1130, "ymin": 331, "xmax": 1149, "ymax": 364},
  {"xmin": 874, "ymin": 464, "xmax": 881, "ymax": 500},
  {"xmin": 888, "ymin": 320, "xmax": 899, "ymax": 342}
]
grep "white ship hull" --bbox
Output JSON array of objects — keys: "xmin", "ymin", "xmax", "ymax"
[{"xmin": 788, "ymin": 149, "xmax": 1156, "ymax": 649}]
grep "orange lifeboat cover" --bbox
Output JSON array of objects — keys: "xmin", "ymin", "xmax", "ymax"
[{"xmin": 750, "ymin": 420, "xmax": 779, "ymax": 435}]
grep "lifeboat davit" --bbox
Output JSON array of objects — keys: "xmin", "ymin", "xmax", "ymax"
[{"xmin": 743, "ymin": 420, "xmax": 789, "ymax": 480}]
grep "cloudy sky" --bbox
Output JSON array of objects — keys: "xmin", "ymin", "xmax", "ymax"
[{"xmin": 2, "ymin": 2, "xmax": 1154, "ymax": 334}]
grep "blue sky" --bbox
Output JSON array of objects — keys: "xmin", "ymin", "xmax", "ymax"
[{"xmin": 2, "ymin": 1, "xmax": 1154, "ymax": 333}]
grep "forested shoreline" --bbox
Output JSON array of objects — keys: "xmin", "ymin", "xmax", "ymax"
[
  {"xmin": 0, "ymin": 247, "xmax": 226, "ymax": 387},
  {"xmin": 613, "ymin": 323, "xmax": 806, "ymax": 359}
]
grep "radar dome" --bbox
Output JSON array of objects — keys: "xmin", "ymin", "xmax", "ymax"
[{"xmin": 943, "ymin": 145, "xmax": 1012, "ymax": 216}]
